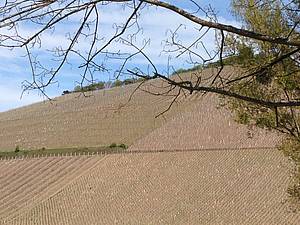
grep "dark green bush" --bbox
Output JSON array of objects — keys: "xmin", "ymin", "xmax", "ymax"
[
  {"xmin": 113, "ymin": 80, "xmax": 122, "ymax": 87},
  {"xmin": 118, "ymin": 143, "xmax": 128, "ymax": 149},
  {"xmin": 278, "ymin": 138, "xmax": 300, "ymax": 210},
  {"xmin": 15, "ymin": 145, "xmax": 20, "ymax": 153},
  {"xmin": 109, "ymin": 143, "xmax": 117, "ymax": 148}
]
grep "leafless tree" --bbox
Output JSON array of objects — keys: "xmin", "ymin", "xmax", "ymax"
[{"xmin": 0, "ymin": 0, "xmax": 299, "ymax": 109}]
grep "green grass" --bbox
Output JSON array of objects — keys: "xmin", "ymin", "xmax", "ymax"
[{"xmin": 0, "ymin": 145, "xmax": 128, "ymax": 159}]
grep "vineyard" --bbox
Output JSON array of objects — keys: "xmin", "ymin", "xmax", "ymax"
[
  {"xmin": 0, "ymin": 67, "xmax": 299, "ymax": 224},
  {"xmin": 0, "ymin": 67, "xmax": 235, "ymax": 151},
  {"xmin": 0, "ymin": 149, "xmax": 299, "ymax": 224},
  {"xmin": 0, "ymin": 77, "xmax": 187, "ymax": 150},
  {"xmin": 0, "ymin": 155, "xmax": 105, "ymax": 223}
]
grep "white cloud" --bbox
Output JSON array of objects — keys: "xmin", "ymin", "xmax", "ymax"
[{"xmin": 0, "ymin": 1, "xmax": 240, "ymax": 111}]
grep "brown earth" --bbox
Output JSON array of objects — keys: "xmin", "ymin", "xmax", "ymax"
[
  {"xmin": 0, "ymin": 67, "xmax": 298, "ymax": 224},
  {"xmin": 0, "ymin": 76, "xmax": 190, "ymax": 150},
  {"xmin": 129, "ymin": 93, "xmax": 281, "ymax": 151},
  {"xmin": 1, "ymin": 150, "xmax": 299, "ymax": 225},
  {"xmin": 0, "ymin": 155, "xmax": 104, "ymax": 223},
  {"xmin": 0, "ymin": 66, "xmax": 241, "ymax": 151}
]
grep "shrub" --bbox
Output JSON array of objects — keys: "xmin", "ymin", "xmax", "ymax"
[
  {"xmin": 118, "ymin": 143, "xmax": 128, "ymax": 149},
  {"xmin": 74, "ymin": 85, "xmax": 81, "ymax": 92},
  {"xmin": 109, "ymin": 143, "xmax": 117, "ymax": 148},
  {"xmin": 123, "ymin": 78, "xmax": 135, "ymax": 85},
  {"xmin": 113, "ymin": 80, "xmax": 123, "ymax": 87},
  {"xmin": 15, "ymin": 145, "xmax": 20, "ymax": 153},
  {"xmin": 62, "ymin": 90, "xmax": 71, "ymax": 95},
  {"xmin": 279, "ymin": 138, "xmax": 300, "ymax": 211}
]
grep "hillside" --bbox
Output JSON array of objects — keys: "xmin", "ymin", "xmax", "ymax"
[
  {"xmin": 0, "ymin": 71, "xmax": 204, "ymax": 150},
  {"xmin": 1, "ymin": 150, "xmax": 299, "ymax": 224},
  {"xmin": 0, "ymin": 80, "xmax": 180, "ymax": 150},
  {"xmin": 0, "ymin": 155, "xmax": 103, "ymax": 222},
  {"xmin": 0, "ymin": 66, "xmax": 277, "ymax": 151},
  {"xmin": 0, "ymin": 67, "xmax": 299, "ymax": 224}
]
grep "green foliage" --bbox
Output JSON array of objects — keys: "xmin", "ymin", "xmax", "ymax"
[
  {"xmin": 226, "ymin": 0, "xmax": 300, "ymax": 208},
  {"xmin": 74, "ymin": 81, "xmax": 106, "ymax": 92},
  {"xmin": 279, "ymin": 138, "xmax": 300, "ymax": 210},
  {"xmin": 109, "ymin": 143, "xmax": 128, "ymax": 149},
  {"xmin": 118, "ymin": 143, "xmax": 128, "ymax": 149},
  {"xmin": 113, "ymin": 80, "xmax": 122, "ymax": 87},
  {"xmin": 123, "ymin": 78, "xmax": 136, "ymax": 85},
  {"xmin": 71, "ymin": 78, "xmax": 141, "ymax": 94},
  {"xmin": 171, "ymin": 65, "xmax": 203, "ymax": 75},
  {"xmin": 15, "ymin": 145, "xmax": 20, "ymax": 153},
  {"xmin": 74, "ymin": 85, "xmax": 81, "ymax": 92},
  {"xmin": 109, "ymin": 143, "xmax": 117, "ymax": 148}
]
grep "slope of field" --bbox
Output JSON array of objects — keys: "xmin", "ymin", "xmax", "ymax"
[
  {"xmin": 0, "ymin": 155, "xmax": 105, "ymax": 223},
  {"xmin": 0, "ymin": 66, "xmax": 279, "ymax": 152},
  {"xmin": 0, "ymin": 66, "xmax": 297, "ymax": 224},
  {"xmin": 0, "ymin": 73, "xmax": 206, "ymax": 150},
  {"xmin": 129, "ymin": 93, "xmax": 281, "ymax": 151},
  {"xmin": 2, "ymin": 149, "xmax": 299, "ymax": 225}
]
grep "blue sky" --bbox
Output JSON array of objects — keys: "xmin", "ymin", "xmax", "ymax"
[{"xmin": 0, "ymin": 0, "xmax": 236, "ymax": 112}]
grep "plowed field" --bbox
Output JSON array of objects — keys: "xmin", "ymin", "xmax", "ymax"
[
  {"xmin": 0, "ymin": 67, "xmax": 238, "ymax": 151},
  {"xmin": 0, "ymin": 67, "xmax": 297, "ymax": 224},
  {"xmin": 1, "ymin": 149, "xmax": 299, "ymax": 225}
]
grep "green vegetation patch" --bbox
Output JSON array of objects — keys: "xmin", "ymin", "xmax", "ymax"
[
  {"xmin": 279, "ymin": 138, "xmax": 300, "ymax": 211},
  {"xmin": 0, "ymin": 145, "xmax": 128, "ymax": 159}
]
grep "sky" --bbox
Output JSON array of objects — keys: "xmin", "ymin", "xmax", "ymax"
[{"xmin": 0, "ymin": 0, "xmax": 237, "ymax": 112}]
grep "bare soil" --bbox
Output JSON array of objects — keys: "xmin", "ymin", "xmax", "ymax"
[
  {"xmin": 0, "ymin": 67, "xmax": 297, "ymax": 224},
  {"xmin": 2, "ymin": 150, "xmax": 299, "ymax": 225}
]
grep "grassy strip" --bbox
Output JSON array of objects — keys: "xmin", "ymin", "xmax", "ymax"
[{"xmin": 0, "ymin": 144, "xmax": 128, "ymax": 159}]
